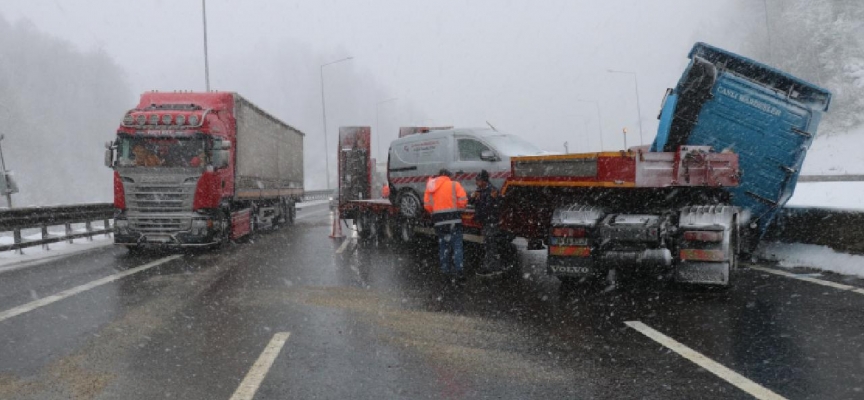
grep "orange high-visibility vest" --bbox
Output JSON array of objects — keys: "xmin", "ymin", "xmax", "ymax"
[
  {"xmin": 382, "ymin": 183, "xmax": 390, "ymax": 198},
  {"xmin": 424, "ymin": 176, "xmax": 468, "ymax": 225}
]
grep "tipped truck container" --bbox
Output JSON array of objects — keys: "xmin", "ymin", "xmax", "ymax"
[{"xmin": 501, "ymin": 42, "xmax": 831, "ymax": 287}]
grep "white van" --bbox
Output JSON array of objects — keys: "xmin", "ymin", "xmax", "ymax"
[{"xmin": 387, "ymin": 128, "xmax": 544, "ymax": 218}]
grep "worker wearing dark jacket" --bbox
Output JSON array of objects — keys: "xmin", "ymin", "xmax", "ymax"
[
  {"xmin": 424, "ymin": 169, "xmax": 469, "ymax": 280},
  {"xmin": 471, "ymin": 169, "xmax": 502, "ymax": 276}
]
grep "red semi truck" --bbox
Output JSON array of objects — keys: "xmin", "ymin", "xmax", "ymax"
[{"xmin": 105, "ymin": 92, "xmax": 304, "ymax": 249}]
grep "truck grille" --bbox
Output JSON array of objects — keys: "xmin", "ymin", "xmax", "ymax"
[
  {"xmin": 123, "ymin": 174, "xmax": 197, "ymax": 234},
  {"xmin": 128, "ymin": 184, "xmax": 194, "ymax": 213}
]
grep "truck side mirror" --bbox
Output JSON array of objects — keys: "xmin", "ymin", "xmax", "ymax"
[
  {"xmin": 104, "ymin": 141, "xmax": 116, "ymax": 168},
  {"xmin": 480, "ymin": 150, "xmax": 497, "ymax": 161},
  {"xmin": 210, "ymin": 139, "xmax": 231, "ymax": 169},
  {"xmin": 212, "ymin": 149, "xmax": 230, "ymax": 169},
  {"xmin": 105, "ymin": 148, "xmax": 114, "ymax": 168}
]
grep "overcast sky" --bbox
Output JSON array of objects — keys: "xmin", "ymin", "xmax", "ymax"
[{"xmin": 1, "ymin": 0, "xmax": 765, "ymax": 186}]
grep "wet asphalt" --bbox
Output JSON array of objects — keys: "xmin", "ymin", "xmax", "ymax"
[{"xmin": 0, "ymin": 202, "xmax": 863, "ymax": 399}]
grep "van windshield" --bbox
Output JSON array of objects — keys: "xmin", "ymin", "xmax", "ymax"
[{"xmin": 482, "ymin": 134, "xmax": 544, "ymax": 156}]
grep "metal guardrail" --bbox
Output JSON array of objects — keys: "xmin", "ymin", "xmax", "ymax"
[
  {"xmin": 765, "ymin": 206, "xmax": 864, "ymax": 254},
  {"xmin": 798, "ymin": 175, "xmax": 864, "ymax": 182},
  {"xmin": 0, "ymin": 190, "xmax": 331, "ymax": 252},
  {"xmin": 301, "ymin": 190, "xmax": 332, "ymax": 201},
  {"xmin": 0, "ymin": 203, "xmax": 114, "ymax": 252}
]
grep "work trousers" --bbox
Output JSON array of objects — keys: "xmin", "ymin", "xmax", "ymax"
[
  {"xmin": 435, "ymin": 223, "xmax": 463, "ymax": 274},
  {"xmin": 482, "ymin": 223, "xmax": 501, "ymax": 272}
]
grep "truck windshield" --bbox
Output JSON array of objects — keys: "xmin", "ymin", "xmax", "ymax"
[
  {"xmin": 116, "ymin": 136, "xmax": 207, "ymax": 168},
  {"xmin": 482, "ymin": 134, "xmax": 545, "ymax": 156}
]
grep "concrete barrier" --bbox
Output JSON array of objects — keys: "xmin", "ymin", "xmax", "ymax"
[{"xmin": 765, "ymin": 206, "xmax": 864, "ymax": 254}]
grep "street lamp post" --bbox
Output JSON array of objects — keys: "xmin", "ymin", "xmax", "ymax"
[
  {"xmin": 607, "ymin": 69, "xmax": 644, "ymax": 146},
  {"xmin": 0, "ymin": 135, "xmax": 12, "ymax": 208},
  {"xmin": 320, "ymin": 56, "xmax": 354, "ymax": 190},
  {"xmin": 375, "ymin": 98, "xmax": 398, "ymax": 161},
  {"xmin": 762, "ymin": 0, "xmax": 773, "ymax": 63},
  {"xmin": 202, "ymin": 0, "xmax": 210, "ymax": 91},
  {"xmin": 577, "ymin": 99, "xmax": 604, "ymax": 151}
]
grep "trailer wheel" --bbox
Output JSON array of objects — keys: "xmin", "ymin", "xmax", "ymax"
[
  {"xmin": 273, "ymin": 200, "xmax": 286, "ymax": 230},
  {"xmin": 399, "ymin": 218, "xmax": 417, "ymax": 244},
  {"xmin": 381, "ymin": 215, "xmax": 395, "ymax": 241},
  {"xmin": 357, "ymin": 212, "xmax": 374, "ymax": 241},
  {"xmin": 286, "ymin": 201, "xmax": 296, "ymax": 226},
  {"xmin": 396, "ymin": 190, "xmax": 422, "ymax": 219}
]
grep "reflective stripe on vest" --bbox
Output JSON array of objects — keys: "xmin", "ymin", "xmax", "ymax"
[{"xmin": 451, "ymin": 182, "xmax": 457, "ymax": 209}]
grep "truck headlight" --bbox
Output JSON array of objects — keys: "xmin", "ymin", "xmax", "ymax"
[
  {"xmin": 115, "ymin": 219, "xmax": 129, "ymax": 234},
  {"xmin": 191, "ymin": 218, "xmax": 210, "ymax": 234}
]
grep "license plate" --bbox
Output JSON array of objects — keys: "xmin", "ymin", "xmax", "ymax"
[{"xmin": 551, "ymin": 237, "xmax": 589, "ymax": 246}]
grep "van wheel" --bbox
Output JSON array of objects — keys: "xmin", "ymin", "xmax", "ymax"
[{"xmin": 397, "ymin": 190, "xmax": 422, "ymax": 219}]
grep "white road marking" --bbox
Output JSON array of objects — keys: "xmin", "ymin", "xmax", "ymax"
[
  {"xmin": 625, "ymin": 321, "xmax": 786, "ymax": 400},
  {"xmin": 229, "ymin": 332, "xmax": 291, "ymax": 400},
  {"xmin": 0, "ymin": 255, "xmax": 181, "ymax": 323},
  {"xmin": 296, "ymin": 209, "xmax": 330, "ymax": 221},
  {"xmin": 0, "ymin": 241, "xmax": 114, "ymax": 276},
  {"xmin": 335, "ymin": 238, "xmax": 354, "ymax": 254},
  {"xmin": 750, "ymin": 265, "xmax": 864, "ymax": 296}
]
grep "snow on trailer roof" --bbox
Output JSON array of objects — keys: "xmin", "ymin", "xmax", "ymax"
[{"xmin": 689, "ymin": 42, "xmax": 832, "ymax": 111}]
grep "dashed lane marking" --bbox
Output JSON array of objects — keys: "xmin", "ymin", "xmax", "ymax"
[
  {"xmin": 296, "ymin": 209, "xmax": 331, "ymax": 220},
  {"xmin": 750, "ymin": 265, "xmax": 864, "ymax": 296},
  {"xmin": 625, "ymin": 321, "xmax": 787, "ymax": 400},
  {"xmin": 335, "ymin": 238, "xmax": 354, "ymax": 254},
  {"xmin": 229, "ymin": 332, "xmax": 291, "ymax": 400},
  {"xmin": 0, "ymin": 255, "xmax": 182, "ymax": 323}
]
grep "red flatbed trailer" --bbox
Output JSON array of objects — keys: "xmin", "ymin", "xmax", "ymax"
[
  {"xmin": 336, "ymin": 123, "xmax": 741, "ymax": 286},
  {"xmin": 499, "ymin": 146, "xmax": 741, "ymax": 286}
]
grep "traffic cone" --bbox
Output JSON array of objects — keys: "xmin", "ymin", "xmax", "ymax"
[{"xmin": 330, "ymin": 214, "xmax": 344, "ymax": 238}]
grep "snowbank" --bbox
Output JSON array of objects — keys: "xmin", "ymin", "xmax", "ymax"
[
  {"xmin": 801, "ymin": 126, "xmax": 864, "ymax": 175},
  {"xmin": 0, "ymin": 233, "xmax": 113, "ymax": 273},
  {"xmin": 785, "ymin": 126, "xmax": 864, "ymax": 209},
  {"xmin": 756, "ymin": 242, "xmax": 864, "ymax": 279},
  {"xmin": 787, "ymin": 182, "xmax": 864, "ymax": 209}
]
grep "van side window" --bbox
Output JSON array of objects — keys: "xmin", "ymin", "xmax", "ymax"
[{"xmin": 458, "ymin": 139, "xmax": 491, "ymax": 161}]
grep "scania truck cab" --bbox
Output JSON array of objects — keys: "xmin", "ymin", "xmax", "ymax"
[{"xmin": 106, "ymin": 92, "xmax": 304, "ymax": 249}]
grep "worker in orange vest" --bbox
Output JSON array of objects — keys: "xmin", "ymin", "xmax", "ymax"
[
  {"xmin": 381, "ymin": 183, "xmax": 390, "ymax": 199},
  {"xmin": 424, "ymin": 169, "xmax": 468, "ymax": 281}
]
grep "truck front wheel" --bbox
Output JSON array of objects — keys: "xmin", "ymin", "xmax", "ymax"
[{"xmin": 218, "ymin": 210, "xmax": 232, "ymax": 247}]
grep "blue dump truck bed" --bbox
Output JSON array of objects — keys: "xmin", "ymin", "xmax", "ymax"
[{"xmin": 652, "ymin": 42, "xmax": 832, "ymax": 241}]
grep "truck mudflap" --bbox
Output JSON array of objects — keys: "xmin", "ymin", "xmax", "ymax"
[{"xmin": 674, "ymin": 205, "xmax": 738, "ymax": 286}]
